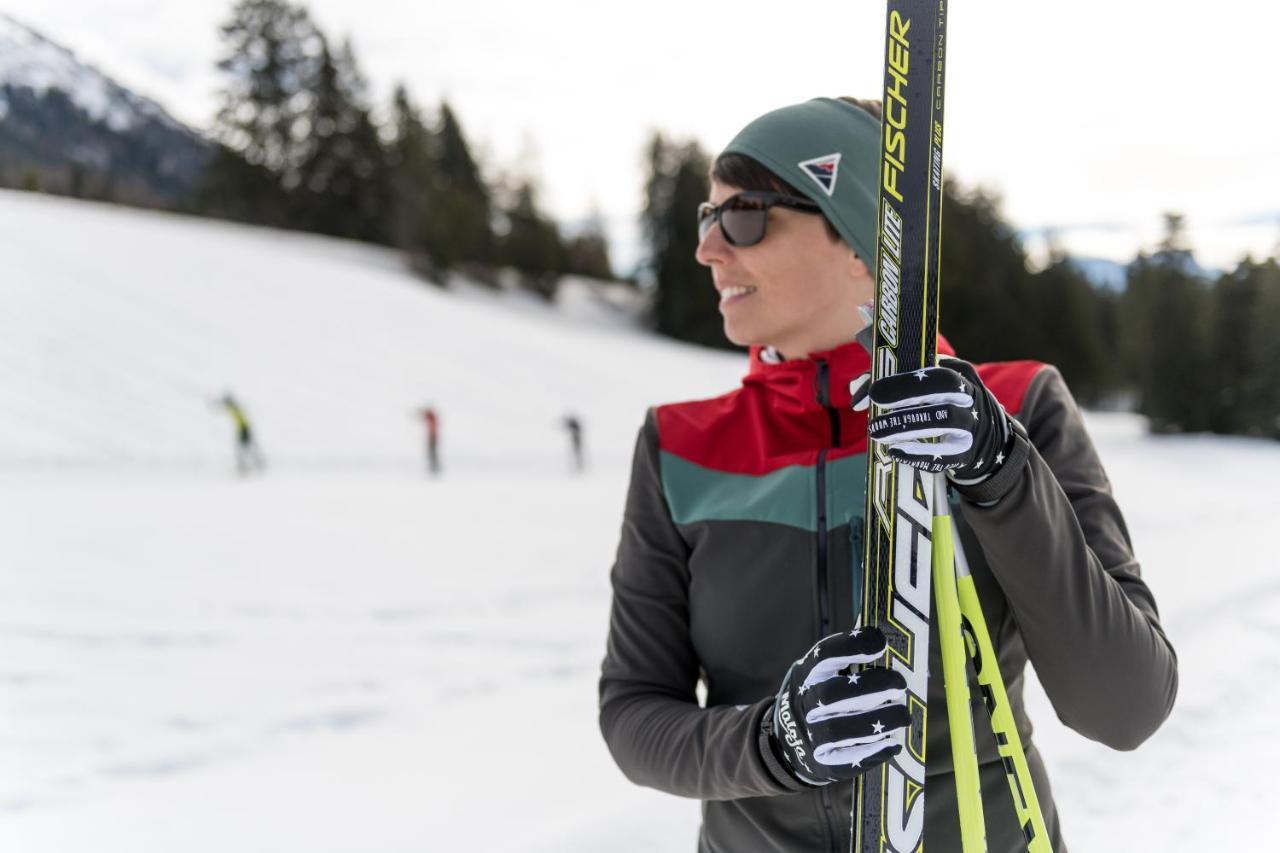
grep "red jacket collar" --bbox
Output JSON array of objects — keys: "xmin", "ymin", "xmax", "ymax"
[{"xmin": 743, "ymin": 335, "xmax": 956, "ymax": 411}]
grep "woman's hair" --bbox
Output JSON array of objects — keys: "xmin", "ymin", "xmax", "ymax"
[
  {"xmin": 838, "ymin": 96, "xmax": 883, "ymax": 121},
  {"xmin": 710, "ymin": 97, "xmax": 882, "ymax": 245}
]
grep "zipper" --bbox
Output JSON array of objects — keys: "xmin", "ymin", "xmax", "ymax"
[
  {"xmin": 814, "ymin": 359, "xmax": 840, "ymax": 853},
  {"xmin": 815, "ymin": 359, "xmax": 842, "ymax": 445},
  {"xmin": 819, "ymin": 789, "xmax": 840, "ymax": 853},
  {"xmin": 813, "ymin": 359, "xmax": 837, "ymax": 638},
  {"xmin": 815, "ymin": 450, "xmax": 831, "ymax": 635}
]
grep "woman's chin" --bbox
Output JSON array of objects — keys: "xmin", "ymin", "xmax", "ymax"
[{"xmin": 721, "ymin": 320, "xmax": 758, "ymax": 348}]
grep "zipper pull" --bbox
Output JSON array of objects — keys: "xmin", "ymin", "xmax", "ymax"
[{"xmin": 815, "ymin": 358, "xmax": 831, "ymax": 408}]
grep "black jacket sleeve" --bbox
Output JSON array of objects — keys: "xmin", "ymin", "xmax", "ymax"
[
  {"xmin": 597, "ymin": 410, "xmax": 803, "ymax": 800},
  {"xmin": 955, "ymin": 366, "xmax": 1179, "ymax": 750}
]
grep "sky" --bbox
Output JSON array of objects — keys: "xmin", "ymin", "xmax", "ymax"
[{"xmin": 3, "ymin": 0, "xmax": 1278, "ymax": 273}]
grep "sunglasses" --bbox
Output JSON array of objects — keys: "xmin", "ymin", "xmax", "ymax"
[{"xmin": 696, "ymin": 191, "xmax": 822, "ymax": 247}]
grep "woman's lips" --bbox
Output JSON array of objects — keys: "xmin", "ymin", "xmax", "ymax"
[{"xmin": 718, "ymin": 285, "xmax": 757, "ymax": 306}]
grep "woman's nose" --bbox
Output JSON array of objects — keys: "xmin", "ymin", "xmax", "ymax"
[{"xmin": 695, "ymin": 221, "xmax": 731, "ymax": 266}]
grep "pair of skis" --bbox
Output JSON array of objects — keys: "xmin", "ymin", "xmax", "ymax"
[{"xmin": 853, "ymin": 1, "xmax": 1050, "ymax": 851}]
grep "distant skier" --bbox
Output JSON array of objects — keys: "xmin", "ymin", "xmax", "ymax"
[
  {"xmin": 562, "ymin": 414, "xmax": 585, "ymax": 472},
  {"xmin": 420, "ymin": 406, "xmax": 441, "ymax": 475},
  {"xmin": 219, "ymin": 393, "xmax": 265, "ymax": 475}
]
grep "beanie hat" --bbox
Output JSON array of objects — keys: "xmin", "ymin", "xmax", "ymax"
[{"xmin": 721, "ymin": 97, "xmax": 879, "ymax": 263}]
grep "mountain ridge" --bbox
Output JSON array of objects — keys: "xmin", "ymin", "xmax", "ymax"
[{"xmin": 0, "ymin": 12, "xmax": 210, "ymax": 205}]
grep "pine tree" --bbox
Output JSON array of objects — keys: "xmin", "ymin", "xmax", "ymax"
[
  {"xmin": 334, "ymin": 38, "xmax": 392, "ymax": 243},
  {"xmin": 1122, "ymin": 214, "xmax": 1212, "ymax": 433},
  {"xmin": 643, "ymin": 134, "xmax": 719, "ymax": 347},
  {"xmin": 639, "ymin": 132, "xmax": 673, "ymax": 283},
  {"xmin": 564, "ymin": 209, "xmax": 614, "ymax": 280},
  {"xmin": 938, "ymin": 184, "xmax": 1037, "ymax": 363},
  {"xmin": 1255, "ymin": 257, "xmax": 1280, "ymax": 438},
  {"xmin": 1093, "ymin": 286, "xmax": 1124, "ymax": 405},
  {"xmin": 210, "ymin": 0, "xmax": 323, "ymax": 203},
  {"xmin": 1207, "ymin": 257, "xmax": 1280, "ymax": 436},
  {"xmin": 1206, "ymin": 263, "xmax": 1257, "ymax": 434},
  {"xmin": 388, "ymin": 83, "xmax": 440, "ymax": 265},
  {"xmin": 433, "ymin": 101, "xmax": 493, "ymax": 267},
  {"xmin": 191, "ymin": 143, "xmax": 285, "ymax": 224},
  {"xmin": 498, "ymin": 180, "xmax": 565, "ymax": 298},
  {"xmin": 935, "ymin": 185, "xmax": 1126, "ymax": 403},
  {"xmin": 291, "ymin": 38, "xmax": 344, "ymax": 230},
  {"xmin": 292, "ymin": 36, "xmax": 392, "ymax": 242},
  {"xmin": 1026, "ymin": 253, "xmax": 1111, "ymax": 404}
]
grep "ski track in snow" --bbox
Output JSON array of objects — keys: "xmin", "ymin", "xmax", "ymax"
[{"xmin": 1, "ymin": 189, "xmax": 1278, "ymax": 851}]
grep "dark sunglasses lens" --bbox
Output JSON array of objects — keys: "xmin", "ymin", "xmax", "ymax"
[{"xmin": 721, "ymin": 203, "xmax": 767, "ymax": 246}]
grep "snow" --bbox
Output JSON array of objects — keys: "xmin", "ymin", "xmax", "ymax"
[
  {"xmin": 2, "ymin": 188, "xmax": 1277, "ymax": 850},
  {"xmin": 0, "ymin": 13, "xmax": 185, "ymax": 133}
]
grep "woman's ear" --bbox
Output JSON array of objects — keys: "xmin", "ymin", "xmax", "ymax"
[
  {"xmin": 847, "ymin": 248, "xmax": 876, "ymax": 308},
  {"xmin": 848, "ymin": 248, "xmax": 871, "ymax": 282}
]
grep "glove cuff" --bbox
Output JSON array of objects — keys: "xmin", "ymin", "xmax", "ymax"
[
  {"xmin": 758, "ymin": 705, "xmax": 820, "ymax": 791},
  {"xmin": 950, "ymin": 418, "xmax": 1030, "ymax": 506}
]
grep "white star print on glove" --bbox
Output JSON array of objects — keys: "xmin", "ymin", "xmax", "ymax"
[{"xmin": 862, "ymin": 358, "xmax": 1015, "ymax": 483}]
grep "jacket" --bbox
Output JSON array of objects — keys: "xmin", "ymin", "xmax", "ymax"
[{"xmin": 599, "ymin": 339, "xmax": 1178, "ymax": 852}]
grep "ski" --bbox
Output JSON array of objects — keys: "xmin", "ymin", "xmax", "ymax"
[
  {"xmin": 953, "ymin": 534, "xmax": 1053, "ymax": 851},
  {"xmin": 932, "ymin": 479, "xmax": 987, "ymax": 851},
  {"xmin": 854, "ymin": 1, "xmax": 949, "ymax": 851}
]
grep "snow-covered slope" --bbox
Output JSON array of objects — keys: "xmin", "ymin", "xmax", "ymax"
[
  {"xmin": 0, "ymin": 188, "xmax": 739, "ymax": 471},
  {"xmin": 0, "ymin": 13, "xmax": 182, "ymax": 133}
]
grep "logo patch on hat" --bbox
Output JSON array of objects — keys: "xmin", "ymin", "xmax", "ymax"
[{"xmin": 798, "ymin": 153, "xmax": 841, "ymax": 197}]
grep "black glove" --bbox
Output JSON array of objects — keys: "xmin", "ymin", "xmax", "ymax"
[
  {"xmin": 862, "ymin": 358, "xmax": 1014, "ymax": 484},
  {"xmin": 764, "ymin": 627, "xmax": 909, "ymax": 786}
]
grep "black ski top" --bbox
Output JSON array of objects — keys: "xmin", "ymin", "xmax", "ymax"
[{"xmin": 598, "ymin": 340, "xmax": 1178, "ymax": 853}]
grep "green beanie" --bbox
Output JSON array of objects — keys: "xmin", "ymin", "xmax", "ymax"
[{"xmin": 720, "ymin": 97, "xmax": 879, "ymax": 263}]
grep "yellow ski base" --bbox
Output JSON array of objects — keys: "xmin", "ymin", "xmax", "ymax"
[
  {"xmin": 932, "ymin": 492, "xmax": 986, "ymax": 851},
  {"xmin": 955, "ymin": 566, "xmax": 1052, "ymax": 852}
]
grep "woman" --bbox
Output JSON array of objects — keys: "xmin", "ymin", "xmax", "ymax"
[{"xmin": 598, "ymin": 97, "xmax": 1177, "ymax": 852}]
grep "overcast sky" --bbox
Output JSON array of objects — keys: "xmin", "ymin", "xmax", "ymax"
[{"xmin": 5, "ymin": 0, "xmax": 1278, "ymax": 272}]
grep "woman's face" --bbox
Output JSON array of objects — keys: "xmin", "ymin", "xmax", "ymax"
[{"xmin": 695, "ymin": 179, "xmax": 874, "ymax": 357}]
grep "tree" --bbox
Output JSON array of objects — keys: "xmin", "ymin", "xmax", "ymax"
[
  {"xmin": 642, "ymin": 133, "xmax": 719, "ymax": 347},
  {"xmin": 388, "ymin": 82, "xmax": 440, "ymax": 261},
  {"xmin": 497, "ymin": 180, "xmax": 565, "ymax": 298},
  {"xmin": 1205, "ymin": 258, "xmax": 1280, "ymax": 436},
  {"xmin": 431, "ymin": 101, "xmax": 493, "ymax": 267},
  {"xmin": 190, "ymin": 143, "xmax": 285, "ymax": 224},
  {"xmin": 564, "ymin": 209, "xmax": 614, "ymax": 280},
  {"xmin": 199, "ymin": 6, "xmax": 398, "ymax": 241},
  {"xmin": 935, "ymin": 184, "xmax": 1126, "ymax": 404},
  {"xmin": 1121, "ymin": 215, "xmax": 1212, "ymax": 433},
  {"xmin": 385, "ymin": 91, "xmax": 498, "ymax": 274},
  {"xmin": 1026, "ymin": 253, "xmax": 1112, "ymax": 404},
  {"xmin": 1158, "ymin": 211, "xmax": 1189, "ymax": 254},
  {"xmin": 1255, "ymin": 258, "xmax": 1280, "ymax": 438},
  {"xmin": 210, "ymin": 0, "xmax": 323, "ymax": 196},
  {"xmin": 937, "ymin": 184, "xmax": 1037, "ymax": 363},
  {"xmin": 291, "ymin": 36, "xmax": 392, "ymax": 242}
]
